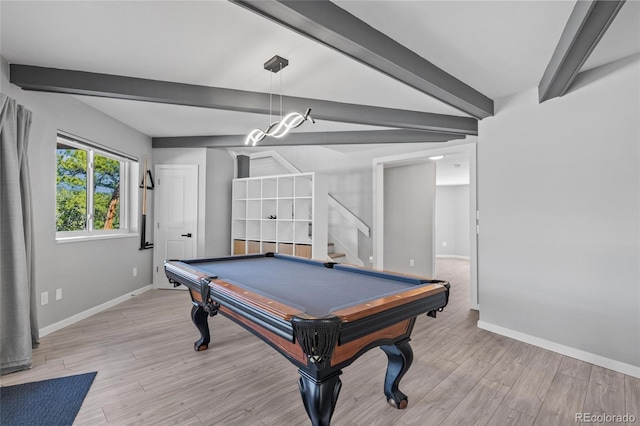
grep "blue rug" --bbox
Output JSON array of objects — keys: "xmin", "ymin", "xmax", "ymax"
[{"xmin": 0, "ymin": 371, "xmax": 97, "ymax": 426}]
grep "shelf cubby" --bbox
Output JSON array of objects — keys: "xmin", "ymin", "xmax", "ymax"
[
  {"xmin": 262, "ymin": 220, "xmax": 277, "ymax": 241},
  {"xmin": 248, "ymin": 179, "xmax": 262, "ymax": 199},
  {"xmin": 262, "ymin": 199, "xmax": 277, "ymax": 219},
  {"xmin": 246, "ymin": 220, "xmax": 261, "ymax": 240},
  {"xmin": 277, "ymin": 199, "xmax": 294, "ymax": 220},
  {"xmin": 295, "ymin": 198, "xmax": 312, "ymax": 220},
  {"xmin": 294, "ymin": 221, "xmax": 313, "ymax": 245},
  {"xmin": 247, "ymin": 200, "xmax": 261, "ymax": 220},
  {"xmin": 277, "ymin": 220, "xmax": 294, "ymax": 242},
  {"xmin": 278, "ymin": 177, "xmax": 294, "ymax": 198},
  {"xmin": 262, "ymin": 178, "xmax": 278, "ymax": 199},
  {"xmin": 294, "ymin": 244, "xmax": 312, "ymax": 258},
  {"xmin": 262, "ymin": 241, "xmax": 277, "ymax": 253}
]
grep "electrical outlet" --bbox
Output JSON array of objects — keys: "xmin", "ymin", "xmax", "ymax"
[
  {"xmin": 133, "ymin": 267, "xmax": 138, "ymax": 277},
  {"xmin": 56, "ymin": 288, "xmax": 62, "ymax": 300},
  {"xmin": 442, "ymin": 241, "xmax": 448, "ymax": 247},
  {"xmin": 409, "ymin": 259, "xmax": 415, "ymax": 267},
  {"xmin": 41, "ymin": 291, "xmax": 49, "ymax": 306}
]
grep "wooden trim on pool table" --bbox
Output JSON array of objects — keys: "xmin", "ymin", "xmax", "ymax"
[
  {"xmin": 331, "ymin": 319, "xmax": 412, "ymax": 366},
  {"xmin": 220, "ymin": 304, "xmax": 413, "ymax": 369},
  {"xmin": 331, "ymin": 283, "xmax": 447, "ymax": 322},
  {"xmin": 220, "ymin": 305, "xmax": 308, "ymax": 366},
  {"xmin": 190, "ymin": 288, "xmax": 202, "ymax": 304}
]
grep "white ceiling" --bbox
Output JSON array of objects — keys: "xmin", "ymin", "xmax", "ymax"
[{"xmin": 1, "ymin": 0, "xmax": 638, "ymax": 140}]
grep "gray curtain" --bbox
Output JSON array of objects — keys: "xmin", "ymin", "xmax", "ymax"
[{"xmin": 0, "ymin": 93, "xmax": 38, "ymax": 375}]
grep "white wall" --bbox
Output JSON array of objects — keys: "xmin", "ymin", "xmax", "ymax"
[
  {"xmin": 477, "ymin": 55, "xmax": 640, "ymax": 375},
  {"xmin": 435, "ymin": 185, "xmax": 470, "ymax": 258},
  {"xmin": 1, "ymin": 56, "xmax": 154, "ymax": 330}
]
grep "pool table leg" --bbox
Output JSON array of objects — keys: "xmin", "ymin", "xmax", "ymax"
[
  {"xmin": 381, "ymin": 339, "xmax": 413, "ymax": 409},
  {"xmin": 298, "ymin": 369, "xmax": 342, "ymax": 426},
  {"xmin": 191, "ymin": 304, "xmax": 210, "ymax": 351}
]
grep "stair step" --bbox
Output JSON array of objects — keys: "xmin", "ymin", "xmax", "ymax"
[{"xmin": 328, "ymin": 252, "xmax": 346, "ymax": 259}]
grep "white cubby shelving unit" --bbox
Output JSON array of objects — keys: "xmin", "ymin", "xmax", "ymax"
[{"xmin": 231, "ymin": 173, "xmax": 328, "ymax": 260}]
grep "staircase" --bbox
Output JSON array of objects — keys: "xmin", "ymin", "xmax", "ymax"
[
  {"xmin": 242, "ymin": 151, "xmax": 369, "ymax": 266},
  {"xmin": 327, "ymin": 242, "xmax": 346, "ymax": 262}
]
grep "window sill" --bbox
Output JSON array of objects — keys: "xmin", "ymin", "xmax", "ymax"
[{"xmin": 56, "ymin": 233, "xmax": 139, "ymax": 244}]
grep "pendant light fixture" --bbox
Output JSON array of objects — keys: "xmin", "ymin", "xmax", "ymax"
[{"xmin": 245, "ymin": 55, "xmax": 314, "ymax": 146}]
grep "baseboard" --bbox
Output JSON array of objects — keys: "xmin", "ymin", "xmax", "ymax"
[
  {"xmin": 39, "ymin": 285, "xmax": 153, "ymax": 338},
  {"xmin": 436, "ymin": 255, "xmax": 470, "ymax": 260},
  {"xmin": 477, "ymin": 320, "xmax": 640, "ymax": 379}
]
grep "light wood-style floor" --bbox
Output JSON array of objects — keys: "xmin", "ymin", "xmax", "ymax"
[{"xmin": 2, "ymin": 258, "xmax": 638, "ymax": 425}]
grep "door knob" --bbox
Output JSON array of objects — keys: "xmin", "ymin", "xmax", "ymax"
[{"xmin": 181, "ymin": 233, "xmax": 192, "ymax": 238}]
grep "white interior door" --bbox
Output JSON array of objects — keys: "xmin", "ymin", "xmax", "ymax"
[{"xmin": 154, "ymin": 164, "xmax": 198, "ymax": 289}]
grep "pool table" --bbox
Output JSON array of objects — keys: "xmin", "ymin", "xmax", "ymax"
[{"xmin": 164, "ymin": 253, "xmax": 450, "ymax": 426}]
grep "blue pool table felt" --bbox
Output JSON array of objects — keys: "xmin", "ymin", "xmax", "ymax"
[{"xmin": 189, "ymin": 256, "xmax": 428, "ymax": 317}]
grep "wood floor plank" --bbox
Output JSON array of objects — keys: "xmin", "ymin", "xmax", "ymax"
[
  {"xmin": 488, "ymin": 405, "xmax": 536, "ymax": 426},
  {"xmin": 438, "ymin": 327, "xmax": 492, "ymax": 365},
  {"xmin": 0, "ymin": 358, "xmax": 67, "ymax": 386},
  {"xmin": 501, "ymin": 347, "xmax": 563, "ymax": 417},
  {"xmin": 533, "ymin": 372, "xmax": 588, "ymax": 426},
  {"xmin": 625, "ymin": 375, "xmax": 640, "ymax": 424},
  {"xmin": 73, "ymin": 406, "xmax": 109, "ymax": 426},
  {"xmin": 439, "ymin": 378, "xmax": 510, "ymax": 426},
  {"xmin": 440, "ymin": 310, "xmax": 480, "ymax": 337},
  {"xmin": 397, "ymin": 357, "xmax": 493, "ymax": 426},
  {"xmin": 117, "ymin": 406, "xmax": 203, "ymax": 426},
  {"xmin": 472, "ymin": 332, "xmax": 515, "ymax": 365},
  {"xmin": 583, "ymin": 365, "xmax": 626, "ymax": 426},
  {"xmin": 483, "ymin": 340, "xmax": 536, "ymax": 388},
  {"xmin": 80, "ymin": 381, "xmax": 144, "ymax": 412},
  {"xmin": 334, "ymin": 354, "xmax": 459, "ymax": 425},
  {"xmin": 557, "ymin": 355, "xmax": 592, "ymax": 381}
]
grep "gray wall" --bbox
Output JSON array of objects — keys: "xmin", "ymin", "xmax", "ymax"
[
  {"xmin": 204, "ymin": 148, "xmax": 233, "ymax": 257},
  {"xmin": 477, "ymin": 55, "xmax": 640, "ymax": 370},
  {"xmin": 383, "ymin": 162, "xmax": 436, "ymax": 277},
  {"xmin": 435, "ymin": 185, "xmax": 470, "ymax": 258},
  {"xmin": 1, "ymin": 56, "xmax": 153, "ymax": 329}
]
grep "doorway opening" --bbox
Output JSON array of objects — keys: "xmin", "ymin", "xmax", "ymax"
[{"xmin": 373, "ymin": 143, "xmax": 478, "ymax": 310}]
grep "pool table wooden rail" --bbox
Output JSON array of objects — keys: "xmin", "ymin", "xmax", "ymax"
[{"xmin": 165, "ymin": 258, "xmax": 449, "ymax": 324}]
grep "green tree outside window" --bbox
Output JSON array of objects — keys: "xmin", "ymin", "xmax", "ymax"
[{"xmin": 56, "ymin": 140, "xmax": 122, "ymax": 232}]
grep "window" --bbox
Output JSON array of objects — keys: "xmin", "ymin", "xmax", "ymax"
[{"xmin": 56, "ymin": 134, "xmax": 136, "ymax": 239}]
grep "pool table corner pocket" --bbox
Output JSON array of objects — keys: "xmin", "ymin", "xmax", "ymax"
[{"xmin": 292, "ymin": 315, "xmax": 341, "ymax": 368}]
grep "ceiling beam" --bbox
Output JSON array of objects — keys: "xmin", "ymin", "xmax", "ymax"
[
  {"xmin": 152, "ymin": 130, "xmax": 462, "ymax": 148},
  {"xmin": 10, "ymin": 64, "xmax": 477, "ymax": 135},
  {"xmin": 538, "ymin": 0, "xmax": 626, "ymax": 103},
  {"xmin": 230, "ymin": 0, "xmax": 494, "ymax": 119}
]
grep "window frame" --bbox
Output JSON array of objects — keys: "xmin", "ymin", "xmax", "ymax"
[{"xmin": 55, "ymin": 133, "xmax": 137, "ymax": 242}]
